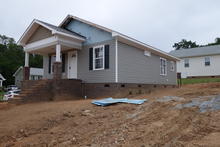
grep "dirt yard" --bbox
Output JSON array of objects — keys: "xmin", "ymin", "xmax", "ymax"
[{"xmin": 1, "ymin": 83, "xmax": 220, "ymax": 147}]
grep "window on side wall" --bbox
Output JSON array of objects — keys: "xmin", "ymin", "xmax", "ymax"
[
  {"xmin": 184, "ymin": 59, "xmax": 189, "ymax": 68},
  {"xmin": 160, "ymin": 58, "xmax": 167, "ymax": 76},
  {"xmin": 205, "ymin": 57, "xmax": 210, "ymax": 66},
  {"xmin": 93, "ymin": 45, "xmax": 105, "ymax": 70},
  {"xmin": 170, "ymin": 61, "xmax": 175, "ymax": 71}
]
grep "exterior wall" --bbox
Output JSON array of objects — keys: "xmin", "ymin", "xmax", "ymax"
[
  {"xmin": 43, "ymin": 54, "xmax": 68, "ymax": 79},
  {"xmin": 77, "ymin": 39, "xmax": 116, "ymax": 83},
  {"xmin": 177, "ymin": 55, "xmax": 220, "ymax": 78},
  {"xmin": 66, "ymin": 20, "xmax": 113, "ymax": 45},
  {"xmin": 15, "ymin": 69, "xmax": 23, "ymax": 88},
  {"xmin": 118, "ymin": 41, "xmax": 177, "ymax": 85},
  {"xmin": 27, "ymin": 26, "xmax": 52, "ymax": 44}
]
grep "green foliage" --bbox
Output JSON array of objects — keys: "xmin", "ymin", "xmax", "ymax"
[
  {"xmin": 173, "ymin": 37, "xmax": 220, "ymax": 50},
  {"xmin": 173, "ymin": 39, "xmax": 199, "ymax": 50},
  {"xmin": 0, "ymin": 35, "xmax": 43, "ymax": 86},
  {"xmin": 0, "ymin": 91, "xmax": 4, "ymax": 100},
  {"xmin": 179, "ymin": 78, "xmax": 220, "ymax": 85}
]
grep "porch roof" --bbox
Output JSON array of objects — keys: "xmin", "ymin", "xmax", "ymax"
[{"xmin": 18, "ymin": 19, "xmax": 86, "ymax": 46}]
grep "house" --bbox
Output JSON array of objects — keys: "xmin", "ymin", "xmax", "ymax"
[
  {"xmin": 169, "ymin": 45, "xmax": 220, "ymax": 78},
  {"xmin": 13, "ymin": 66, "xmax": 43, "ymax": 87},
  {"xmin": 17, "ymin": 14, "xmax": 179, "ymax": 100},
  {"xmin": 0, "ymin": 74, "xmax": 6, "ymax": 87}
]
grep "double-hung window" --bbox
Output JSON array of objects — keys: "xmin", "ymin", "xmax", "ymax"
[
  {"xmin": 160, "ymin": 58, "xmax": 167, "ymax": 76},
  {"xmin": 170, "ymin": 61, "xmax": 175, "ymax": 71},
  {"xmin": 184, "ymin": 59, "xmax": 189, "ymax": 68},
  {"xmin": 205, "ymin": 57, "xmax": 210, "ymax": 66},
  {"xmin": 93, "ymin": 45, "xmax": 105, "ymax": 70}
]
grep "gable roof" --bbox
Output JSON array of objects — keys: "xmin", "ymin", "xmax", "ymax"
[
  {"xmin": 0, "ymin": 74, "xmax": 6, "ymax": 81},
  {"xmin": 59, "ymin": 15, "xmax": 179, "ymax": 61},
  {"xmin": 18, "ymin": 19, "xmax": 86, "ymax": 46},
  {"xmin": 169, "ymin": 45, "xmax": 220, "ymax": 58}
]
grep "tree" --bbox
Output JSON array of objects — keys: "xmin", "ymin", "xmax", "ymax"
[
  {"xmin": 0, "ymin": 35, "xmax": 42, "ymax": 86},
  {"xmin": 205, "ymin": 37, "xmax": 220, "ymax": 46},
  {"xmin": 173, "ymin": 39, "xmax": 199, "ymax": 50}
]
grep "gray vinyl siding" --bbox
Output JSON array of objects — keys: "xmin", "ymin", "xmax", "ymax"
[
  {"xmin": 118, "ymin": 42, "xmax": 177, "ymax": 85},
  {"xmin": 43, "ymin": 54, "xmax": 68, "ymax": 79},
  {"xmin": 77, "ymin": 39, "xmax": 116, "ymax": 83},
  {"xmin": 27, "ymin": 26, "xmax": 52, "ymax": 44}
]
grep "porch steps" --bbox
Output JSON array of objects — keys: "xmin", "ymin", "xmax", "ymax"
[{"xmin": 10, "ymin": 80, "xmax": 51, "ymax": 104}]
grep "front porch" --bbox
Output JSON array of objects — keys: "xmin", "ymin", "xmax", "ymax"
[{"xmin": 18, "ymin": 19, "xmax": 86, "ymax": 80}]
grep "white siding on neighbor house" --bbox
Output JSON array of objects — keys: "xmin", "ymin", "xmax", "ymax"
[{"xmin": 177, "ymin": 55, "xmax": 220, "ymax": 78}]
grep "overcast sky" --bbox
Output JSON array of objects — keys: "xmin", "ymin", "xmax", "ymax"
[{"xmin": 0, "ymin": 0, "xmax": 220, "ymax": 52}]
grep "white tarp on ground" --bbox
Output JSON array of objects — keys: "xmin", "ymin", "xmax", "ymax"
[{"xmin": 92, "ymin": 98, "xmax": 147, "ymax": 106}]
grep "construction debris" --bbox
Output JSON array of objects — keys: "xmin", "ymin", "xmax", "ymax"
[
  {"xmin": 156, "ymin": 96, "xmax": 184, "ymax": 102},
  {"xmin": 92, "ymin": 98, "xmax": 147, "ymax": 106},
  {"xmin": 175, "ymin": 95, "xmax": 220, "ymax": 112}
]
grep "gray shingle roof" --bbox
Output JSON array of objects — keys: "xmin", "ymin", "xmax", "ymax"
[
  {"xmin": 169, "ymin": 45, "xmax": 220, "ymax": 58},
  {"xmin": 36, "ymin": 19, "xmax": 86, "ymax": 39}
]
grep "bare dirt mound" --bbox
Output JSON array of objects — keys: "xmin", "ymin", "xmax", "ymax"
[{"xmin": 1, "ymin": 83, "xmax": 220, "ymax": 147}]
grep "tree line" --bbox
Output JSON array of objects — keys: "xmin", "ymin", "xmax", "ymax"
[
  {"xmin": 173, "ymin": 37, "xmax": 220, "ymax": 50},
  {"xmin": 0, "ymin": 35, "xmax": 42, "ymax": 86}
]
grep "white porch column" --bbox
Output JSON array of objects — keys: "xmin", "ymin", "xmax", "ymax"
[
  {"xmin": 25, "ymin": 52, "xmax": 29, "ymax": 67},
  {"xmin": 56, "ymin": 44, "xmax": 61, "ymax": 62}
]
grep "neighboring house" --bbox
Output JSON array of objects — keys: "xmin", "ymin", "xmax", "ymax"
[
  {"xmin": 13, "ymin": 66, "xmax": 43, "ymax": 87},
  {"xmin": 0, "ymin": 74, "xmax": 6, "ymax": 87},
  {"xmin": 17, "ymin": 14, "xmax": 179, "ymax": 98},
  {"xmin": 169, "ymin": 45, "xmax": 220, "ymax": 78}
]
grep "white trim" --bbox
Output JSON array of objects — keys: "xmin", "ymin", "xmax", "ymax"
[
  {"xmin": 13, "ymin": 66, "xmax": 23, "ymax": 77},
  {"xmin": 25, "ymin": 52, "xmax": 29, "ymax": 67},
  {"xmin": 23, "ymin": 36, "xmax": 82, "ymax": 53},
  {"xmin": 59, "ymin": 15, "xmax": 113, "ymax": 33},
  {"xmin": 67, "ymin": 51, "xmax": 78, "ymax": 79},
  {"xmin": 24, "ymin": 36, "xmax": 58, "ymax": 51},
  {"xmin": 52, "ymin": 30, "xmax": 85, "ymax": 41},
  {"xmin": 18, "ymin": 19, "xmax": 85, "ymax": 46},
  {"xmin": 115, "ymin": 38, "xmax": 118, "ymax": 83},
  {"xmin": 93, "ymin": 45, "xmax": 105, "ymax": 70},
  {"xmin": 56, "ymin": 44, "xmax": 61, "ymax": 62},
  {"xmin": 204, "ymin": 56, "xmax": 211, "ymax": 66},
  {"xmin": 160, "ymin": 57, "xmax": 167, "ymax": 76}
]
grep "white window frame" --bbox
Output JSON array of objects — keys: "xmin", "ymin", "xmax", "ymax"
[
  {"xmin": 170, "ymin": 61, "xmax": 175, "ymax": 72},
  {"xmin": 93, "ymin": 45, "xmax": 105, "ymax": 70},
  {"xmin": 184, "ymin": 58, "xmax": 189, "ymax": 68},
  {"xmin": 204, "ymin": 56, "xmax": 211, "ymax": 66},
  {"xmin": 160, "ymin": 57, "xmax": 167, "ymax": 76}
]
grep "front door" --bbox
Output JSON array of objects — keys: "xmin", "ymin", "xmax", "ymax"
[{"xmin": 68, "ymin": 51, "xmax": 77, "ymax": 79}]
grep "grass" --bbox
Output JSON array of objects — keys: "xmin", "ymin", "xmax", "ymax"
[
  {"xmin": 179, "ymin": 78, "xmax": 220, "ymax": 85},
  {"xmin": 0, "ymin": 91, "xmax": 4, "ymax": 100}
]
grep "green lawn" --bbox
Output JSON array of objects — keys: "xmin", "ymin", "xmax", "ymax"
[{"xmin": 179, "ymin": 78, "xmax": 220, "ymax": 85}]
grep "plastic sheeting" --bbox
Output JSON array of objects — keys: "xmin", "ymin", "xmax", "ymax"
[{"xmin": 92, "ymin": 98, "xmax": 147, "ymax": 106}]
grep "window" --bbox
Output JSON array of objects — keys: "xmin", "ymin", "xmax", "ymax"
[
  {"xmin": 184, "ymin": 59, "xmax": 189, "ymax": 68},
  {"xmin": 93, "ymin": 45, "xmax": 105, "ymax": 70},
  {"xmin": 205, "ymin": 57, "xmax": 210, "ymax": 66},
  {"xmin": 160, "ymin": 58, "xmax": 167, "ymax": 75},
  {"xmin": 170, "ymin": 61, "xmax": 175, "ymax": 71}
]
